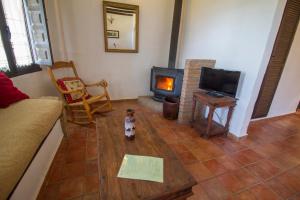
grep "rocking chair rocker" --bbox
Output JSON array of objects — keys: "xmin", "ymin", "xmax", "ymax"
[{"xmin": 48, "ymin": 61, "xmax": 112, "ymax": 124}]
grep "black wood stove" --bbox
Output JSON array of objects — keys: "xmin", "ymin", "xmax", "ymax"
[{"xmin": 150, "ymin": 66, "xmax": 184, "ymax": 101}]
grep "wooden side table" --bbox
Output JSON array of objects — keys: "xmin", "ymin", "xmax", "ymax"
[{"xmin": 191, "ymin": 91, "xmax": 237, "ymax": 138}]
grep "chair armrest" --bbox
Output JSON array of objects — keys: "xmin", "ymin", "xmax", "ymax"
[{"xmin": 85, "ymin": 80, "xmax": 108, "ymax": 88}]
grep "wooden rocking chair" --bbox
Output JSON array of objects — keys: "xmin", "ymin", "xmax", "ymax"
[{"xmin": 48, "ymin": 61, "xmax": 112, "ymax": 124}]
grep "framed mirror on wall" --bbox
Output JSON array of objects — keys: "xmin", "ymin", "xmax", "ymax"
[{"xmin": 103, "ymin": 1, "xmax": 139, "ymax": 53}]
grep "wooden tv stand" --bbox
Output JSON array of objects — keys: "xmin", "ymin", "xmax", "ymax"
[{"xmin": 191, "ymin": 90, "xmax": 237, "ymax": 138}]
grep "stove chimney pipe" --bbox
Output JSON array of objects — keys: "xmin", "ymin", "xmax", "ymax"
[{"xmin": 168, "ymin": 0, "xmax": 183, "ymax": 69}]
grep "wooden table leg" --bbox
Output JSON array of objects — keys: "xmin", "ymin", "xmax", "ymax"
[
  {"xmin": 224, "ymin": 106, "xmax": 235, "ymax": 136},
  {"xmin": 190, "ymin": 96, "xmax": 196, "ymax": 127},
  {"xmin": 206, "ymin": 106, "xmax": 215, "ymax": 138},
  {"xmin": 198, "ymin": 102, "xmax": 206, "ymax": 119}
]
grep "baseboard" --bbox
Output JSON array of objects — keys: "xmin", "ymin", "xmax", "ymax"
[
  {"xmin": 227, "ymin": 132, "xmax": 248, "ymax": 141},
  {"xmin": 111, "ymin": 98, "xmax": 137, "ymax": 103},
  {"xmin": 250, "ymin": 112, "xmax": 296, "ymax": 124}
]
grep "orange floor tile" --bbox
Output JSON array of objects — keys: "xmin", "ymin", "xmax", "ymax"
[{"xmin": 38, "ymin": 101, "xmax": 300, "ymax": 200}]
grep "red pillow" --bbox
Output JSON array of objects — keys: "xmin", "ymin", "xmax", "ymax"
[{"xmin": 0, "ymin": 72, "xmax": 29, "ymax": 108}]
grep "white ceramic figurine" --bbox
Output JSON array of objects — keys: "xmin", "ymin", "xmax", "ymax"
[{"xmin": 124, "ymin": 109, "xmax": 136, "ymax": 140}]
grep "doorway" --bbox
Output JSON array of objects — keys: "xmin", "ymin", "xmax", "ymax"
[{"xmin": 252, "ymin": 0, "xmax": 300, "ymax": 119}]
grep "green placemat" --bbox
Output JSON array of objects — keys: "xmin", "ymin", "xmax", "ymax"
[{"xmin": 117, "ymin": 154, "xmax": 164, "ymax": 183}]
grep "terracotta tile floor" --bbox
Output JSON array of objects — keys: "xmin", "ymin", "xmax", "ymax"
[{"xmin": 38, "ymin": 101, "xmax": 300, "ymax": 200}]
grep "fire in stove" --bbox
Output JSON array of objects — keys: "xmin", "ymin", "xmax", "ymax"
[
  {"xmin": 156, "ymin": 76, "xmax": 174, "ymax": 91},
  {"xmin": 150, "ymin": 66, "xmax": 184, "ymax": 101}
]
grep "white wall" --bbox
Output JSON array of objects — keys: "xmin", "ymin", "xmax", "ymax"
[
  {"xmin": 178, "ymin": 0, "xmax": 286, "ymax": 137},
  {"xmin": 45, "ymin": 0, "xmax": 67, "ymax": 61},
  {"xmin": 268, "ymin": 21, "xmax": 300, "ymax": 117},
  {"xmin": 46, "ymin": 0, "xmax": 174, "ymax": 100},
  {"xmin": 12, "ymin": 69, "xmax": 58, "ymax": 98}
]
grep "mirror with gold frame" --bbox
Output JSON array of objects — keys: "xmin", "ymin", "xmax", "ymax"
[{"xmin": 103, "ymin": 1, "xmax": 139, "ymax": 53}]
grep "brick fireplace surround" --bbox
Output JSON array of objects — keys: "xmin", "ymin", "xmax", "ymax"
[{"xmin": 178, "ymin": 59, "xmax": 216, "ymax": 124}]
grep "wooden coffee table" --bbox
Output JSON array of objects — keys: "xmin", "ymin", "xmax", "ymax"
[{"xmin": 97, "ymin": 113, "xmax": 197, "ymax": 200}]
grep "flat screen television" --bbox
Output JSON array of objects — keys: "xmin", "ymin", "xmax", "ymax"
[{"xmin": 199, "ymin": 67, "xmax": 241, "ymax": 98}]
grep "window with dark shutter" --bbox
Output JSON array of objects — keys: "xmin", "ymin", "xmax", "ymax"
[{"xmin": 0, "ymin": 0, "xmax": 52, "ymax": 77}]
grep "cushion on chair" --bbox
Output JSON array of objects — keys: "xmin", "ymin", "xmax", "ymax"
[
  {"xmin": 0, "ymin": 72, "xmax": 29, "ymax": 108},
  {"xmin": 57, "ymin": 77, "xmax": 90, "ymax": 104}
]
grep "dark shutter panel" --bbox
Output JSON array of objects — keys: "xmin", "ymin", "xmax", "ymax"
[
  {"xmin": 252, "ymin": 0, "xmax": 300, "ymax": 119},
  {"xmin": 23, "ymin": 0, "xmax": 52, "ymax": 65}
]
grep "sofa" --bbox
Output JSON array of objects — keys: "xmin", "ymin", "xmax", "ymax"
[{"xmin": 0, "ymin": 98, "xmax": 64, "ymax": 200}]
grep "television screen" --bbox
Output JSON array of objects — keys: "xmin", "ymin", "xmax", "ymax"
[{"xmin": 199, "ymin": 67, "xmax": 241, "ymax": 97}]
